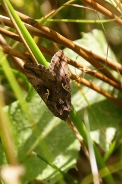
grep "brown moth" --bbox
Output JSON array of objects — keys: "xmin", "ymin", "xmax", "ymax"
[{"xmin": 24, "ymin": 50, "xmax": 71, "ymax": 120}]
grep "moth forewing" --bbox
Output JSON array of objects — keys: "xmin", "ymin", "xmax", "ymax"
[{"xmin": 24, "ymin": 50, "xmax": 71, "ymax": 120}]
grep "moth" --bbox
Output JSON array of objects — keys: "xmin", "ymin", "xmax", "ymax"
[{"xmin": 24, "ymin": 50, "xmax": 71, "ymax": 120}]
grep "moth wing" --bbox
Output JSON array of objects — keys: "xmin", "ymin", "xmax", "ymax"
[
  {"xmin": 24, "ymin": 62, "xmax": 55, "ymax": 82},
  {"xmin": 49, "ymin": 50, "xmax": 70, "ymax": 92}
]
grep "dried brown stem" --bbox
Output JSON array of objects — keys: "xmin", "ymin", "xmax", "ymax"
[
  {"xmin": 1, "ymin": 43, "xmax": 122, "ymax": 107},
  {"xmin": 13, "ymin": 13, "xmax": 122, "ymax": 83},
  {"xmin": 70, "ymin": 73, "xmax": 122, "ymax": 108},
  {"xmin": 66, "ymin": 117, "xmax": 89, "ymax": 159},
  {"xmin": 0, "ymin": 45, "xmax": 27, "ymax": 60},
  {"xmin": 81, "ymin": 0, "xmax": 122, "ymax": 26},
  {"xmin": 0, "ymin": 27, "xmax": 22, "ymax": 42},
  {"xmin": 1, "ymin": 12, "xmax": 119, "ymax": 81},
  {"xmin": 93, "ymin": 0, "xmax": 121, "ymax": 15},
  {"xmin": 0, "ymin": 15, "xmax": 58, "ymax": 42},
  {"xmin": 0, "ymin": 14, "xmax": 122, "ymax": 83},
  {"xmin": 1, "ymin": 19, "xmax": 122, "ymax": 85},
  {"xmin": 80, "ymin": 45, "xmax": 122, "ymax": 75},
  {"xmin": 1, "ymin": 4, "xmax": 122, "ymax": 107},
  {"xmin": 1, "ymin": 43, "xmax": 122, "ymax": 92},
  {"xmin": 0, "ymin": 35, "xmax": 24, "ymax": 72},
  {"xmin": 68, "ymin": 58, "xmax": 122, "ymax": 91}
]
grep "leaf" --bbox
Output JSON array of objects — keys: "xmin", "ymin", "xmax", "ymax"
[
  {"xmin": 2, "ymin": 89, "xmax": 80, "ymax": 183},
  {"xmin": 64, "ymin": 29, "xmax": 122, "ymax": 151}
]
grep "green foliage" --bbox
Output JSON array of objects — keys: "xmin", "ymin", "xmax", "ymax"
[
  {"xmin": 1, "ymin": 0, "xmax": 122, "ymax": 183},
  {"xmin": 65, "ymin": 30, "xmax": 122, "ymax": 151},
  {"xmin": 1, "ymin": 89, "xmax": 80, "ymax": 183},
  {"xmin": 1, "ymin": 28, "xmax": 122, "ymax": 183}
]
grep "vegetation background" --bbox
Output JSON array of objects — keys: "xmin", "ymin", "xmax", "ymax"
[{"xmin": 0, "ymin": 0, "xmax": 122, "ymax": 184}]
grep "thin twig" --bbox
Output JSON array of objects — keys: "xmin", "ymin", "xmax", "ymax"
[
  {"xmin": 71, "ymin": 73, "xmax": 122, "ymax": 108},
  {"xmin": 0, "ymin": 14, "xmax": 122, "ymax": 81},
  {"xmin": 66, "ymin": 116, "xmax": 89, "ymax": 159},
  {"xmin": 81, "ymin": 0, "xmax": 122, "ymax": 26},
  {"xmin": 1, "ymin": 43, "xmax": 122, "ymax": 92}
]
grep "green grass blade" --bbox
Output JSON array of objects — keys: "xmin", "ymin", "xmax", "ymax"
[
  {"xmin": 0, "ymin": 50, "xmax": 36, "ymax": 126},
  {"xmin": 2, "ymin": 0, "xmax": 48, "ymax": 66},
  {"xmin": 70, "ymin": 106, "xmax": 114, "ymax": 183}
]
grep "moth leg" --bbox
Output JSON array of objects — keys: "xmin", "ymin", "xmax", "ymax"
[
  {"xmin": 44, "ymin": 89, "xmax": 50, "ymax": 100},
  {"xmin": 62, "ymin": 83, "xmax": 69, "ymax": 92}
]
